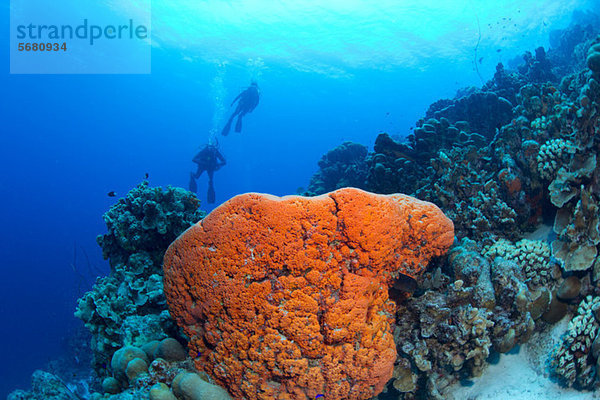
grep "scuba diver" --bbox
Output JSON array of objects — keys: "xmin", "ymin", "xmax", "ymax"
[
  {"xmin": 221, "ymin": 81, "xmax": 260, "ymax": 136},
  {"xmin": 189, "ymin": 142, "xmax": 226, "ymax": 204}
]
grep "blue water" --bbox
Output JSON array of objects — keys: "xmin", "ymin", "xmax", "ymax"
[{"xmin": 0, "ymin": 0, "xmax": 595, "ymax": 397}]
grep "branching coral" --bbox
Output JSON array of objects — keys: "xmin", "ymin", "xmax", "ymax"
[
  {"xmin": 537, "ymin": 138, "xmax": 576, "ymax": 180},
  {"xmin": 551, "ymin": 296, "xmax": 600, "ymax": 389},
  {"xmin": 483, "ymin": 238, "xmax": 557, "ymax": 288}
]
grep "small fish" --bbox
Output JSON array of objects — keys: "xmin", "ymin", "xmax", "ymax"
[
  {"xmin": 144, "ymin": 172, "xmax": 149, "ymax": 179},
  {"xmin": 316, "ymin": 395, "xmax": 324, "ymax": 399},
  {"xmin": 197, "ymin": 351, "xmax": 202, "ymax": 358},
  {"xmin": 478, "ymin": 57, "xmax": 483, "ymax": 64},
  {"xmin": 543, "ymin": 21, "xmax": 547, "ymax": 26},
  {"xmin": 107, "ymin": 191, "xmax": 117, "ymax": 197},
  {"xmin": 496, "ymin": 49, "xmax": 502, "ymax": 53}
]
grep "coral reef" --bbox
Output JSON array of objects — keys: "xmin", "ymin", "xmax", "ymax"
[
  {"xmin": 423, "ymin": 90, "xmax": 513, "ymax": 141},
  {"xmin": 86, "ymin": 339, "xmax": 230, "ymax": 400},
  {"xmin": 355, "ymin": 34, "xmax": 600, "ymax": 246},
  {"xmin": 11, "ymin": 19, "xmax": 600, "ymax": 400},
  {"xmin": 482, "ymin": 63, "xmax": 528, "ymax": 105},
  {"xmin": 587, "ymin": 42, "xmax": 600, "ymax": 74},
  {"xmin": 96, "ymin": 181, "xmax": 204, "ymax": 270},
  {"xmin": 365, "ymin": 132, "xmax": 428, "ymax": 195},
  {"xmin": 552, "ymin": 187, "xmax": 600, "ymax": 272},
  {"xmin": 548, "ymin": 21, "xmax": 600, "ymax": 78},
  {"xmin": 518, "ymin": 47, "xmax": 556, "ymax": 83},
  {"xmin": 551, "ymin": 296, "xmax": 600, "ymax": 389},
  {"xmin": 163, "ymin": 188, "xmax": 454, "ymax": 400},
  {"xmin": 301, "ymin": 31, "xmax": 600, "ymax": 397},
  {"xmin": 536, "ymin": 138, "xmax": 576, "ymax": 181},
  {"xmin": 171, "ymin": 372, "xmax": 231, "ymax": 400},
  {"xmin": 546, "ymin": 38, "xmax": 600, "ymax": 274},
  {"xmin": 7, "ymin": 370, "xmax": 80, "ymax": 400},
  {"xmin": 75, "ymin": 182, "xmax": 204, "ymax": 376},
  {"xmin": 305, "ymin": 141, "xmax": 369, "ymax": 196},
  {"xmin": 387, "ymin": 238, "xmax": 557, "ymax": 399},
  {"xmin": 365, "ymin": 126, "xmax": 526, "ymax": 241},
  {"xmin": 483, "ymin": 238, "xmax": 559, "ymax": 288}
]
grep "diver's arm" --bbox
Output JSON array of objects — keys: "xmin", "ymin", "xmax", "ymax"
[
  {"xmin": 231, "ymin": 92, "xmax": 242, "ymax": 106},
  {"xmin": 216, "ymin": 152, "xmax": 226, "ymax": 166},
  {"xmin": 192, "ymin": 152, "xmax": 203, "ymax": 164},
  {"xmin": 192, "ymin": 147, "xmax": 209, "ymax": 164}
]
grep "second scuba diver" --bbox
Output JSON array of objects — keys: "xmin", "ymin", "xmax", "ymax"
[
  {"xmin": 221, "ymin": 81, "xmax": 260, "ymax": 136},
  {"xmin": 189, "ymin": 143, "xmax": 226, "ymax": 204}
]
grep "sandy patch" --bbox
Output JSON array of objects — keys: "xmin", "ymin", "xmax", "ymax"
[{"xmin": 447, "ymin": 318, "xmax": 599, "ymax": 400}]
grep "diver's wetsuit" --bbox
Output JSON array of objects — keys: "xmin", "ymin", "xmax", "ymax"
[
  {"xmin": 189, "ymin": 145, "xmax": 226, "ymax": 204},
  {"xmin": 221, "ymin": 82, "xmax": 260, "ymax": 136}
]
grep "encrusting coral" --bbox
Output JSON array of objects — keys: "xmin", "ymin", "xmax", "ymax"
[{"xmin": 163, "ymin": 188, "xmax": 454, "ymax": 400}]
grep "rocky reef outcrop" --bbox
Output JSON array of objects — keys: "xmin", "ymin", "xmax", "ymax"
[
  {"xmin": 385, "ymin": 237, "xmax": 566, "ymax": 398},
  {"xmin": 305, "ymin": 141, "xmax": 369, "ymax": 195},
  {"xmin": 303, "ymin": 27, "xmax": 600, "ymax": 397},
  {"xmin": 74, "ymin": 182, "xmax": 204, "ymax": 377}
]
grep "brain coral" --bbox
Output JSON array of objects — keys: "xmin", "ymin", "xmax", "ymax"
[{"xmin": 163, "ymin": 188, "xmax": 454, "ymax": 400}]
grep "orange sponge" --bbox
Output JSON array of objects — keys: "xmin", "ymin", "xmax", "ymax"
[{"xmin": 163, "ymin": 188, "xmax": 453, "ymax": 400}]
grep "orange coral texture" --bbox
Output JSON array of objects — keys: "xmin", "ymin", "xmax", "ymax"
[{"xmin": 163, "ymin": 188, "xmax": 454, "ymax": 400}]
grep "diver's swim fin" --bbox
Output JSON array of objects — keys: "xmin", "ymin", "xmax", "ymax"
[
  {"xmin": 235, "ymin": 115, "xmax": 243, "ymax": 133},
  {"xmin": 221, "ymin": 116, "xmax": 233, "ymax": 136},
  {"xmin": 189, "ymin": 173, "xmax": 197, "ymax": 193},
  {"xmin": 207, "ymin": 182, "xmax": 216, "ymax": 204}
]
